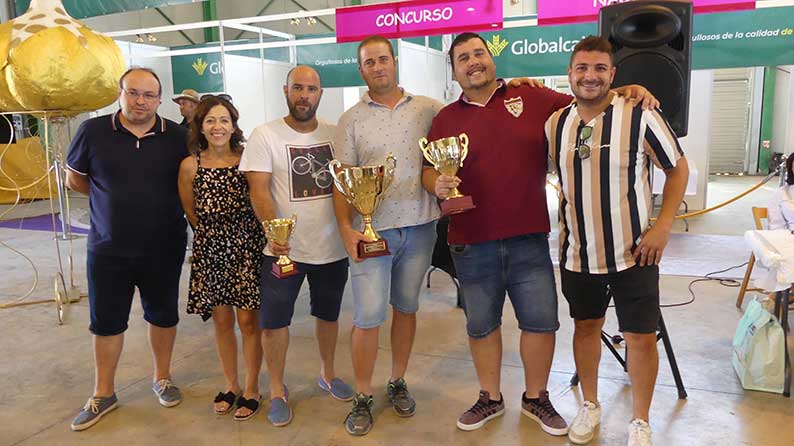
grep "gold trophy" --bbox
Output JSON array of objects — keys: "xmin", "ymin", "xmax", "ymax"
[
  {"xmin": 262, "ymin": 214, "xmax": 298, "ymax": 278},
  {"xmin": 419, "ymin": 133, "xmax": 476, "ymax": 215},
  {"xmin": 328, "ymin": 154, "xmax": 396, "ymax": 258}
]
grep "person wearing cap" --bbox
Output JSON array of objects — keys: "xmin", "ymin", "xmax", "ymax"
[{"xmin": 173, "ymin": 89, "xmax": 200, "ymax": 128}]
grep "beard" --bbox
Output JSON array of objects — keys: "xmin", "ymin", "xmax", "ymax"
[{"xmin": 287, "ymin": 99, "xmax": 317, "ymax": 122}]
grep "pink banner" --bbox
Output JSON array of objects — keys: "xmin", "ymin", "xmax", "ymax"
[
  {"xmin": 335, "ymin": 0, "xmax": 503, "ymax": 43},
  {"xmin": 537, "ymin": 0, "xmax": 756, "ymax": 26}
]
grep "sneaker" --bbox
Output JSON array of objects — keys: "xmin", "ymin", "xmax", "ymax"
[
  {"xmin": 152, "ymin": 378, "xmax": 182, "ymax": 407},
  {"xmin": 318, "ymin": 377, "xmax": 354, "ymax": 402},
  {"xmin": 268, "ymin": 384, "xmax": 291, "ymax": 426},
  {"xmin": 521, "ymin": 390, "xmax": 569, "ymax": 436},
  {"xmin": 627, "ymin": 419, "xmax": 653, "ymax": 446},
  {"xmin": 345, "ymin": 393, "xmax": 374, "ymax": 436},
  {"xmin": 456, "ymin": 390, "xmax": 505, "ymax": 431},
  {"xmin": 568, "ymin": 401, "xmax": 601, "ymax": 444},
  {"xmin": 386, "ymin": 378, "xmax": 416, "ymax": 417},
  {"xmin": 70, "ymin": 394, "xmax": 118, "ymax": 431}
]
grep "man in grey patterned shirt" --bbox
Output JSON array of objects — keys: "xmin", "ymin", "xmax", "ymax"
[{"xmin": 332, "ymin": 35, "xmax": 442, "ymax": 436}]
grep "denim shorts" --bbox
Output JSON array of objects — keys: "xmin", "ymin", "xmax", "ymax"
[
  {"xmin": 259, "ymin": 257, "xmax": 349, "ymax": 330},
  {"xmin": 87, "ymin": 248, "xmax": 185, "ymax": 336},
  {"xmin": 450, "ymin": 233, "xmax": 559, "ymax": 338},
  {"xmin": 349, "ymin": 221, "xmax": 436, "ymax": 329}
]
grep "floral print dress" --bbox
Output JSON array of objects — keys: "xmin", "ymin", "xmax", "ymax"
[{"xmin": 187, "ymin": 154, "xmax": 265, "ymax": 321}]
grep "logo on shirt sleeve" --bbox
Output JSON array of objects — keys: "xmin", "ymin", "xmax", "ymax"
[{"xmin": 504, "ymin": 97, "xmax": 523, "ymax": 118}]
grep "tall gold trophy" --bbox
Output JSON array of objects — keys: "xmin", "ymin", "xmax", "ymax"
[
  {"xmin": 262, "ymin": 214, "xmax": 298, "ymax": 278},
  {"xmin": 329, "ymin": 154, "xmax": 396, "ymax": 258},
  {"xmin": 419, "ymin": 133, "xmax": 476, "ymax": 215}
]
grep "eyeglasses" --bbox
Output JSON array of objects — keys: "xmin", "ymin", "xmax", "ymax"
[
  {"xmin": 573, "ymin": 125, "xmax": 609, "ymax": 160},
  {"xmin": 576, "ymin": 125, "xmax": 593, "ymax": 160},
  {"xmin": 123, "ymin": 89, "xmax": 160, "ymax": 102},
  {"xmin": 200, "ymin": 93, "xmax": 233, "ymax": 104}
]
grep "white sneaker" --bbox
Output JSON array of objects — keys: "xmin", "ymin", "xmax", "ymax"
[
  {"xmin": 568, "ymin": 401, "xmax": 601, "ymax": 444},
  {"xmin": 627, "ymin": 419, "xmax": 653, "ymax": 446}
]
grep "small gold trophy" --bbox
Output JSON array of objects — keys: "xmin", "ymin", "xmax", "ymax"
[
  {"xmin": 419, "ymin": 133, "xmax": 475, "ymax": 215},
  {"xmin": 328, "ymin": 154, "xmax": 396, "ymax": 258},
  {"xmin": 262, "ymin": 214, "xmax": 298, "ymax": 278}
]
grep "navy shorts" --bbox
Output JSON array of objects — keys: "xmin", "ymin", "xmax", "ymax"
[
  {"xmin": 87, "ymin": 249, "xmax": 185, "ymax": 336},
  {"xmin": 259, "ymin": 257, "xmax": 349, "ymax": 330},
  {"xmin": 560, "ymin": 265, "xmax": 660, "ymax": 334}
]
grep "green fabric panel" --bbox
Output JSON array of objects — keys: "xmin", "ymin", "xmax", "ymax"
[{"xmin": 15, "ymin": 0, "xmax": 194, "ymax": 19}]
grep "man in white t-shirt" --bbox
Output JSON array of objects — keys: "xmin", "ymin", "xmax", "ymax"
[{"xmin": 240, "ymin": 65, "xmax": 353, "ymax": 427}]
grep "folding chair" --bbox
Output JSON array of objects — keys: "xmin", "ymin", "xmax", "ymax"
[{"xmin": 736, "ymin": 207, "xmax": 768, "ymax": 309}]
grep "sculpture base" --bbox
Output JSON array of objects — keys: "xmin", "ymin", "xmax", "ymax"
[
  {"xmin": 358, "ymin": 239, "xmax": 390, "ymax": 258},
  {"xmin": 441, "ymin": 195, "xmax": 476, "ymax": 216},
  {"xmin": 271, "ymin": 262, "xmax": 299, "ymax": 278}
]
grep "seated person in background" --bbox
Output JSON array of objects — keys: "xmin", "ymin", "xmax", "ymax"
[{"xmin": 768, "ymin": 152, "xmax": 794, "ymax": 231}]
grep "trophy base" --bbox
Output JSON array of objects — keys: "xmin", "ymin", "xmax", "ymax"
[
  {"xmin": 441, "ymin": 195, "xmax": 476, "ymax": 216},
  {"xmin": 271, "ymin": 262, "xmax": 299, "ymax": 278},
  {"xmin": 358, "ymin": 239, "xmax": 390, "ymax": 258}
]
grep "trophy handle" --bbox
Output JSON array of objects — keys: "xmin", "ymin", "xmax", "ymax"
[
  {"xmin": 289, "ymin": 213, "xmax": 298, "ymax": 237},
  {"xmin": 418, "ymin": 137, "xmax": 435, "ymax": 167},
  {"xmin": 383, "ymin": 153, "xmax": 396, "ymax": 191},
  {"xmin": 327, "ymin": 159, "xmax": 344, "ymax": 194},
  {"xmin": 459, "ymin": 133, "xmax": 469, "ymax": 164}
]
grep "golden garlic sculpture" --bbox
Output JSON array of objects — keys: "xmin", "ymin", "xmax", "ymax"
[{"xmin": 0, "ymin": 0, "xmax": 126, "ymax": 113}]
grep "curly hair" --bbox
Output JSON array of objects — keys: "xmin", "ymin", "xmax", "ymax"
[{"xmin": 187, "ymin": 96, "xmax": 245, "ymax": 153}]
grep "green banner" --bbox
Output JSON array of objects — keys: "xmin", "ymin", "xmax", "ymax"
[
  {"xmin": 171, "ymin": 51, "xmax": 223, "ymax": 94},
  {"xmin": 15, "ymin": 0, "xmax": 193, "ymax": 19},
  {"xmin": 485, "ymin": 6, "xmax": 794, "ymax": 78},
  {"xmin": 296, "ymin": 39, "xmax": 400, "ymax": 89}
]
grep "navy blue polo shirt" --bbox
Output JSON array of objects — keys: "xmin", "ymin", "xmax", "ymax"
[{"xmin": 66, "ymin": 111, "xmax": 189, "ymax": 257}]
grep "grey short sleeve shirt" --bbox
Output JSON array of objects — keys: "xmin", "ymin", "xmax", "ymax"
[{"xmin": 333, "ymin": 90, "xmax": 442, "ymax": 231}]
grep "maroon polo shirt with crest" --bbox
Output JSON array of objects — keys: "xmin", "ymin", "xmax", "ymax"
[{"xmin": 426, "ymin": 81, "xmax": 572, "ymax": 245}]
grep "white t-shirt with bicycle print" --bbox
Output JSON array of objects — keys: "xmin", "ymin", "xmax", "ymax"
[{"xmin": 240, "ymin": 118, "xmax": 347, "ymax": 265}]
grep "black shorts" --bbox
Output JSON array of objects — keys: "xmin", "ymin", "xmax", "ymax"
[
  {"xmin": 259, "ymin": 257, "xmax": 349, "ymax": 330},
  {"xmin": 560, "ymin": 265, "xmax": 660, "ymax": 334},
  {"xmin": 87, "ymin": 248, "xmax": 185, "ymax": 336}
]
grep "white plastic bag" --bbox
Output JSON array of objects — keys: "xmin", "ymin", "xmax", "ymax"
[{"xmin": 732, "ymin": 298, "xmax": 785, "ymax": 394}]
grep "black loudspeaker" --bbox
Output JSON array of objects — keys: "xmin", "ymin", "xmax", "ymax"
[{"xmin": 599, "ymin": 1, "xmax": 693, "ymax": 137}]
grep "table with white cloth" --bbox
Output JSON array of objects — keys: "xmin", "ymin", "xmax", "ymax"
[{"xmin": 744, "ymin": 229, "xmax": 793, "ymax": 397}]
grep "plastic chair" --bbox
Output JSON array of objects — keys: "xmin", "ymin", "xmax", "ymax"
[{"xmin": 736, "ymin": 207, "xmax": 768, "ymax": 308}]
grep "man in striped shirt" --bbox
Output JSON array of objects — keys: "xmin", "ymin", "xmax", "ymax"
[{"xmin": 545, "ymin": 36, "xmax": 689, "ymax": 446}]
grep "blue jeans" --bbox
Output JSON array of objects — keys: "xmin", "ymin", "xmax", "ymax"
[
  {"xmin": 450, "ymin": 233, "xmax": 559, "ymax": 338},
  {"xmin": 349, "ymin": 221, "xmax": 437, "ymax": 329}
]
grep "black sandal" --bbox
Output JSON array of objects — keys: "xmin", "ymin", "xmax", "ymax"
[
  {"xmin": 213, "ymin": 391, "xmax": 238, "ymax": 415},
  {"xmin": 234, "ymin": 395, "xmax": 262, "ymax": 421}
]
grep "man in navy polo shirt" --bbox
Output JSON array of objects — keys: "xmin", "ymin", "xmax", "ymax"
[
  {"xmin": 66, "ymin": 67, "xmax": 189, "ymax": 431},
  {"xmin": 422, "ymin": 32, "xmax": 658, "ymax": 435}
]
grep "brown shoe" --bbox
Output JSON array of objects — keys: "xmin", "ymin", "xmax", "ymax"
[
  {"xmin": 456, "ymin": 390, "xmax": 505, "ymax": 431},
  {"xmin": 521, "ymin": 390, "xmax": 569, "ymax": 436}
]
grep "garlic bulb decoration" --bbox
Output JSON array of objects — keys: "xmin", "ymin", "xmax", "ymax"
[{"xmin": 0, "ymin": 0, "xmax": 126, "ymax": 113}]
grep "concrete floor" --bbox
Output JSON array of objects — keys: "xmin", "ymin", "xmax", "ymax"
[{"xmin": 1, "ymin": 176, "xmax": 792, "ymax": 446}]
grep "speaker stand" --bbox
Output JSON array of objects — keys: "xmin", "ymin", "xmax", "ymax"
[{"xmin": 570, "ymin": 313, "xmax": 687, "ymax": 400}]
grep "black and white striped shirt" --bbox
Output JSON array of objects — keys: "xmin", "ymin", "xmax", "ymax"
[{"xmin": 545, "ymin": 95, "xmax": 684, "ymax": 274}]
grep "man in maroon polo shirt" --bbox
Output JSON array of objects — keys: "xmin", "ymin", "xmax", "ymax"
[{"xmin": 421, "ymin": 32, "xmax": 658, "ymax": 435}]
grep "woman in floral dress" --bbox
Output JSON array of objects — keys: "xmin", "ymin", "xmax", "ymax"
[{"xmin": 177, "ymin": 96, "xmax": 265, "ymax": 421}]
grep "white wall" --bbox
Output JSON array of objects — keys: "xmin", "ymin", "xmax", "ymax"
[
  {"xmin": 316, "ymin": 87, "xmax": 346, "ymax": 126},
  {"xmin": 772, "ymin": 65, "xmax": 793, "ymax": 156},
  {"xmin": 678, "ymin": 70, "xmax": 714, "ymax": 210},
  {"xmin": 223, "ymin": 55, "xmax": 290, "ymax": 138},
  {"xmin": 398, "ymin": 41, "xmax": 447, "ymax": 103}
]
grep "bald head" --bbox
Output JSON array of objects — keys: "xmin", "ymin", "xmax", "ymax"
[
  {"xmin": 284, "ymin": 65, "xmax": 323, "ymax": 123},
  {"xmin": 286, "ymin": 65, "xmax": 321, "ymax": 88}
]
